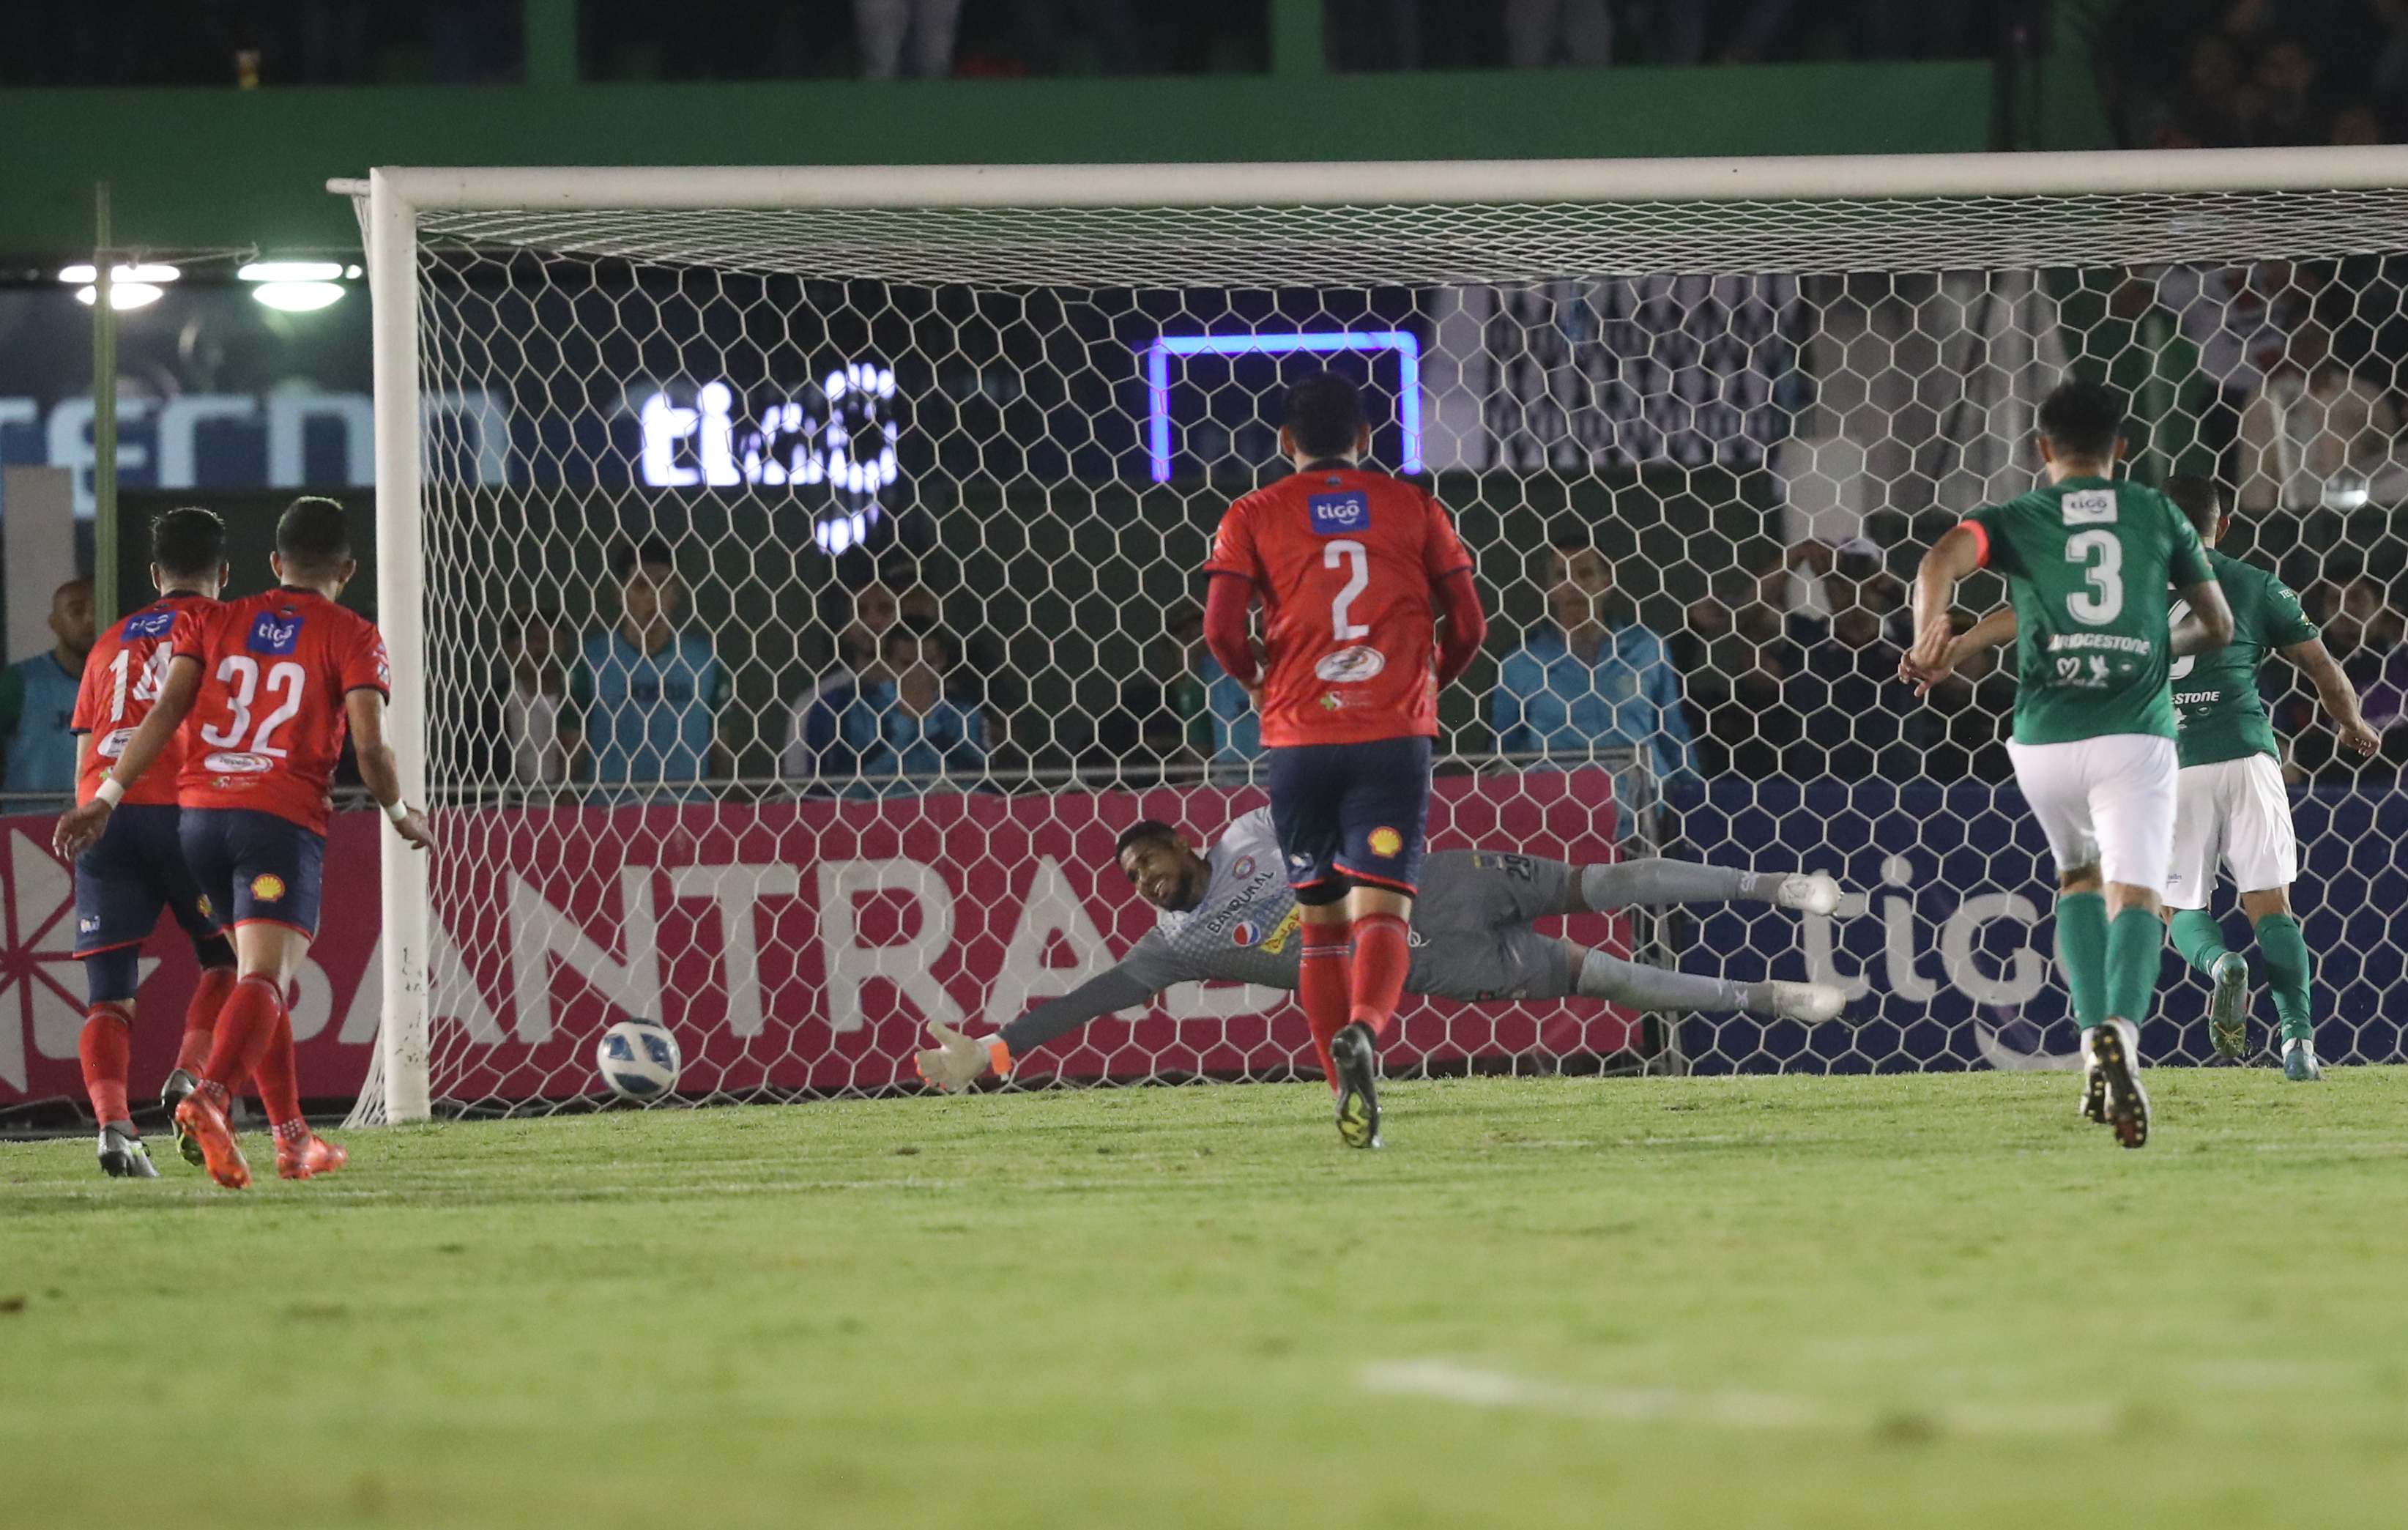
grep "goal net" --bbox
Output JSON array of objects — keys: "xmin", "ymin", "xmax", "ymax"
[{"xmin": 347, "ymin": 151, "xmax": 2408, "ymax": 1122}]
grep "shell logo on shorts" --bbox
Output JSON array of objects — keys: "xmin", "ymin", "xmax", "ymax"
[
  {"xmin": 250, "ymin": 874, "xmax": 287, "ymax": 903},
  {"xmin": 196, "ymin": 895, "xmax": 213, "ymax": 919},
  {"xmin": 1314, "ymin": 645, "xmax": 1387, "ymax": 683},
  {"xmin": 1368, "ymin": 827, "xmax": 1403, "ymax": 858},
  {"xmin": 1231, "ymin": 921, "xmax": 1260, "ymax": 948}
]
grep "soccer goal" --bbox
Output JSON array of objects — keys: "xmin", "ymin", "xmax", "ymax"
[{"xmin": 342, "ymin": 147, "xmax": 2408, "ymax": 1124}]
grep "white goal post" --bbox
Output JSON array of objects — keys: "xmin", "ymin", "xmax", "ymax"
[{"xmin": 347, "ymin": 146, "xmax": 2408, "ymax": 1124}]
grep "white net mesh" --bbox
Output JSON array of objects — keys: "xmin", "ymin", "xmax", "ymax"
[{"xmin": 383, "ymin": 183, "xmax": 2408, "ymax": 1117}]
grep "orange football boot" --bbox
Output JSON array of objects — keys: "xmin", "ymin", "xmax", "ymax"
[
  {"xmin": 173, "ymin": 1085, "xmax": 251, "ymax": 1189},
  {"xmin": 275, "ymin": 1132, "xmax": 348, "ymax": 1181}
]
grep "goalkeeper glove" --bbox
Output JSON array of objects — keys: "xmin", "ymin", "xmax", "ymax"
[{"xmin": 915, "ymin": 1023, "xmax": 1011, "ymax": 1093}]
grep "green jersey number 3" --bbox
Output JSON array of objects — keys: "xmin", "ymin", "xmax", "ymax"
[{"xmin": 2065, "ymin": 530, "xmax": 2123, "ymax": 625}]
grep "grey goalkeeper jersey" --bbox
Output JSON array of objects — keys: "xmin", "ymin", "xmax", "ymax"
[{"xmin": 995, "ymin": 809, "xmax": 1578, "ymax": 1055}]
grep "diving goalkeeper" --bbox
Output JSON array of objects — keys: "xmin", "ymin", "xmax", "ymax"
[{"xmin": 916, "ymin": 809, "xmax": 1847, "ymax": 1089}]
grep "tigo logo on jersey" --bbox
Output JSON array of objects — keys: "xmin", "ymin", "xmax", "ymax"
[
  {"xmin": 121, "ymin": 610, "xmax": 176, "ymax": 640},
  {"xmin": 1230, "ymin": 920, "xmax": 1260, "ymax": 948},
  {"xmin": 250, "ymin": 874, "xmax": 286, "ymax": 903},
  {"xmin": 1308, "ymin": 491, "xmax": 1370, "ymax": 536},
  {"xmin": 1368, "ymin": 827, "xmax": 1403, "ymax": 858},
  {"xmin": 248, "ymin": 614, "xmax": 303, "ymax": 656}
]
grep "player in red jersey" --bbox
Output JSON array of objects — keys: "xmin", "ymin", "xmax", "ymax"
[
  {"xmin": 1202, "ymin": 371, "xmax": 1487, "ymax": 1148},
  {"xmin": 56, "ymin": 497, "xmax": 434, "ymax": 1188},
  {"xmin": 65, "ymin": 508, "xmax": 241, "ymax": 1178}
]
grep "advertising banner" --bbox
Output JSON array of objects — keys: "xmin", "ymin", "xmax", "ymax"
[{"xmin": 0, "ymin": 770, "xmax": 1637, "ymax": 1109}]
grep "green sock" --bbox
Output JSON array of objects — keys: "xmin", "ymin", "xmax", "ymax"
[
  {"xmin": 2253, "ymin": 913, "xmax": 2315, "ymax": 1043},
  {"xmin": 2106, "ymin": 907, "xmax": 2163, "ymax": 1024},
  {"xmin": 2056, "ymin": 891, "xmax": 2109, "ymax": 1030},
  {"xmin": 2169, "ymin": 909, "xmax": 2232, "ymax": 976}
]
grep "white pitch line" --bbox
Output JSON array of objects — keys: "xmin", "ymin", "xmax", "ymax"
[{"xmin": 1361, "ymin": 1360, "xmax": 2116, "ymax": 1438}]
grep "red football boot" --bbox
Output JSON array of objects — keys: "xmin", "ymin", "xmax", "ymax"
[
  {"xmin": 275, "ymin": 1131, "xmax": 347, "ymax": 1181},
  {"xmin": 173, "ymin": 1084, "xmax": 251, "ymax": 1190}
]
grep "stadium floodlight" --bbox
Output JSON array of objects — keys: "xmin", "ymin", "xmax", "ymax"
[
  {"xmin": 337, "ymin": 146, "xmax": 2408, "ymax": 1126},
  {"xmin": 73, "ymin": 283, "xmax": 165, "ymax": 309},
  {"xmin": 239, "ymin": 260, "xmax": 346, "ymax": 281},
  {"xmin": 59, "ymin": 262, "xmax": 179, "ymax": 283},
  {"xmin": 1142, "ymin": 330, "xmax": 1423, "ymax": 481},
  {"xmin": 250, "ymin": 281, "xmax": 346, "ymax": 311}
]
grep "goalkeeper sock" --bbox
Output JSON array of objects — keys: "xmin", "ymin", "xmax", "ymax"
[
  {"xmin": 1579, "ymin": 859, "xmax": 1750, "ymax": 911},
  {"xmin": 2106, "ymin": 907, "xmax": 2163, "ymax": 1025},
  {"xmin": 1298, "ymin": 923, "xmax": 1351, "ymax": 1090},
  {"xmin": 2254, "ymin": 913, "xmax": 2316, "ymax": 1044},
  {"xmin": 2168, "ymin": 909, "xmax": 2231, "ymax": 976},
  {"xmin": 1575, "ymin": 948, "xmax": 1749, "ymax": 1011},
  {"xmin": 177, "ymin": 965, "xmax": 237, "ymax": 1077},
  {"xmin": 2055, "ymin": 891, "xmax": 2110, "ymax": 1030},
  {"xmin": 78, "ymin": 1003, "xmax": 133, "ymax": 1128},
  {"xmin": 200, "ymin": 975, "xmax": 283, "ymax": 1096},
  {"xmin": 1346, "ymin": 913, "xmax": 1412, "ymax": 1041},
  {"xmin": 250, "ymin": 1002, "xmax": 304, "ymax": 1130}
]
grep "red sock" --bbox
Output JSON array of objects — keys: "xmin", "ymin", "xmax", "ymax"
[
  {"xmin": 1298, "ymin": 922, "xmax": 1353, "ymax": 1090},
  {"xmin": 250, "ymin": 1001, "xmax": 304, "ymax": 1131},
  {"xmin": 201, "ymin": 975, "xmax": 285, "ymax": 1096},
  {"xmin": 1347, "ymin": 913, "xmax": 1413, "ymax": 1039},
  {"xmin": 177, "ymin": 966, "xmax": 237, "ymax": 1077},
  {"xmin": 78, "ymin": 1003, "xmax": 133, "ymax": 1126}
]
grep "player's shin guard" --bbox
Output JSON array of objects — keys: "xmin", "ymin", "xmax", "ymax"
[
  {"xmin": 2253, "ymin": 913, "xmax": 2316, "ymax": 1045},
  {"xmin": 2056, "ymin": 891, "xmax": 2110, "ymax": 1030},
  {"xmin": 2106, "ymin": 907, "xmax": 2163, "ymax": 1028},
  {"xmin": 200, "ymin": 974, "xmax": 285, "ymax": 1096},
  {"xmin": 77, "ymin": 1003, "xmax": 134, "ymax": 1129},
  {"xmin": 1298, "ymin": 924, "xmax": 1352, "ymax": 1089},
  {"xmin": 1347, "ymin": 913, "xmax": 1411, "ymax": 1039},
  {"xmin": 177, "ymin": 965, "xmax": 237, "ymax": 1077}
]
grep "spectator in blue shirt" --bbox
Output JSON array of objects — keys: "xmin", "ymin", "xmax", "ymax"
[
  {"xmin": 0, "ymin": 578, "xmax": 92, "ymax": 802},
  {"xmin": 837, "ymin": 623, "xmax": 988, "ymax": 798},
  {"xmin": 1491, "ymin": 530, "xmax": 1699, "ymax": 820},
  {"xmin": 782, "ymin": 579, "xmax": 901, "ymax": 791},
  {"xmin": 567, "ymin": 538, "xmax": 731, "ymax": 802}
]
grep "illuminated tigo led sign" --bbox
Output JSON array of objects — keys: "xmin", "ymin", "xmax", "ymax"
[
  {"xmin": 636, "ymin": 364, "xmax": 899, "ymax": 495},
  {"xmin": 1141, "ymin": 330, "xmax": 1424, "ymax": 483}
]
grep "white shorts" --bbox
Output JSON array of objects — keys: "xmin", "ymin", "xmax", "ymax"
[
  {"xmin": 2162, "ymin": 753, "xmax": 2297, "ymax": 909},
  {"xmin": 2006, "ymin": 734, "xmax": 2178, "ymax": 889}
]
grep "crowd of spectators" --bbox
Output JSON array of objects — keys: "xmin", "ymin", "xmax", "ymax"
[
  {"xmin": 0, "ymin": 0, "xmax": 2032, "ymax": 86},
  {"xmin": 2100, "ymin": 0, "xmax": 2408, "ymax": 149}
]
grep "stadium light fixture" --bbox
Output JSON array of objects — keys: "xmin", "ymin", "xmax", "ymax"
[
  {"xmin": 1142, "ymin": 330, "xmax": 1424, "ymax": 483},
  {"xmin": 73, "ymin": 283, "xmax": 166, "ymax": 309},
  {"xmin": 239, "ymin": 261, "xmax": 346, "ymax": 282},
  {"xmin": 59, "ymin": 263, "xmax": 179, "ymax": 284},
  {"xmin": 251, "ymin": 281, "xmax": 346, "ymax": 312}
]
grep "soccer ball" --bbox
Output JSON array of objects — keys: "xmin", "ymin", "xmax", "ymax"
[{"xmin": 595, "ymin": 1018, "xmax": 682, "ymax": 1102}]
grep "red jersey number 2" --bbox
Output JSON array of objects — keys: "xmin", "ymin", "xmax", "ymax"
[
  {"xmin": 1325, "ymin": 539, "xmax": 1371, "ymax": 640},
  {"xmin": 199, "ymin": 656, "xmax": 307, "ymax": 758}
]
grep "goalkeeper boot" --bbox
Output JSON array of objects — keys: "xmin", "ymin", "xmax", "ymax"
[
  {"xmin": 1330, "ymin": 1021, "xmax": 1383, "ymax": 1150},
  {"xmin": 273, "ymin": 1122, "xmax": 348, "ymax": 1181},
  {"xmin": 97, "ymin": 1124, "xmax": 158, "ymax": 1179},
  {"xmin": 2206, "ymin": 952, "xmax": 2251, "ymax": 1061},
  {"xmin": 173, "ymin": 1082, "xmax": 251, "ymax": 1190},
  {"xmin": 2089, "ymin": 1019, "xmax": 2150, "ymax": 1150},
  {"xmin": 160, "ymin": 1067, "xmax": 207, "ymax": 1167},
  {"xmin": 2283, "ymin": 1038, "xmax": 2324, "ymax": 1083},
  {"xmin": 1774, "ymin": 872, "xmax": 1843, "ymax": 916}
]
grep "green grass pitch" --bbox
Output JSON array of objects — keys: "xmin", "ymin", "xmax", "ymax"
[{"xmin": 9, "ymin": 1069, "xmax": 2408, "ymax": 1529}]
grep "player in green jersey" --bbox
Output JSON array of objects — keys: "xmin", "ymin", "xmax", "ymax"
[
  {"xmin": 1945, "ymin": 475, "xmax": 2379, "ymax": 1080},
  {"xmin": 1901, "ymin": 381, "xmax": 2232, "ymax": 1148}
]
